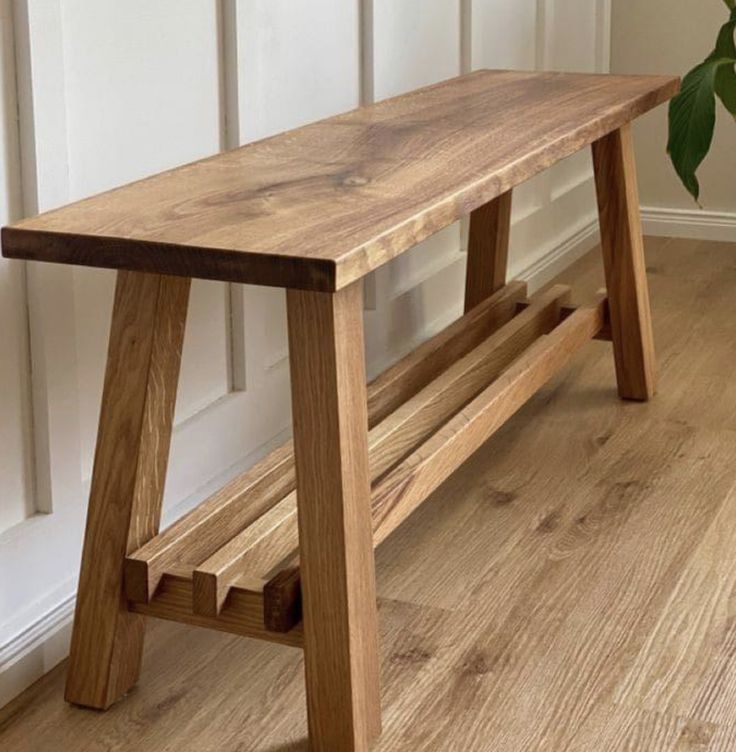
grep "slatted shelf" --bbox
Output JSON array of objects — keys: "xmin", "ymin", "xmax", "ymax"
[
  {"xmin": 125, "ymin": 280, "xmax": 609, "ymax": 640},
  {"xmin": 125, "ymin": 281, "xmax": 526, "ymax": 603}
]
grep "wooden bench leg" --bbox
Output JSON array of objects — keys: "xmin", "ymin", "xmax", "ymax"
[
  {"xmin": 464, "ymin": 189, "xmax": 513, "ymax": 312},
  {"xmin": 592, "ymin": 124, "xmax": 657, "ymax": 400},
  {"xmin": 65, "ymin": 271, "xmax": 190, "ymax": 709},
  {"xmin": 286, "ymin": 281, "xmax": 381, "ymax": 751}
]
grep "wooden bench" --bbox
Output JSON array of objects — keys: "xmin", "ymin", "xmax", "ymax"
[{"xmin": 2, "ymin": 70, "xmax": 679, "ymax": 751}]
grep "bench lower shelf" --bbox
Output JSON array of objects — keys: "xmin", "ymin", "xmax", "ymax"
[{"xmin": 124, "ymin": 280, "xmax": 610, "ymax": 645}]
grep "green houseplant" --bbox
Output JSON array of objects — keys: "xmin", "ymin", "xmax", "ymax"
[{"xmin": 668, "ymin": 0, "xmax": 736, "ymax": 202}]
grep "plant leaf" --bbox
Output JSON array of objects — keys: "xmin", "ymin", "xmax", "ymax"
[
  {"xmin": 668, "ymin": 59, "xmax": 733, "ymax": 201},
  {"xmin": 712, "ymin": 13, "xmax": 736, "ymax": 114}
]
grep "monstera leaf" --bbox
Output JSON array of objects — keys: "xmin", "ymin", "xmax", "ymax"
[{"xmin": 668, "ymin": 6, "xmax": 736, "ymax": 202}]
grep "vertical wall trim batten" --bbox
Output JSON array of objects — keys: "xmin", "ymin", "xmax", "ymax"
[
  {"xmin": 596, "ymin": 0, "xmax": 612, "ymax": 73},
  {"xmin": 227, "ymin": 284, "xmax": 247, "ymax": 392},
  {"xmin": 11, "ymin": 0, "xmax": 82, "ymax": 516},
  {"xmin": 359, "ymin": 0, "xmax": 377, "ymax": 310},
  {"xmin": 535, "ymin": 0, "xmax": 551, "ymax": 72},
  {"xmin": 458, "ymin": 0, "xmax": 473, "ymax": 251},
  {"xmin": 4, "ymin": 0, "xmax": 24, "ymax": 221},
  {"xmin": 460, "ymin": 0, "xmax": 472, "ymax": 74},
  {"xmin": 359, "ymin": 0, "xmax": 374, "ymax": 106},
  {"xmin": 216, "ymin": 0, "xmax": 247, "ymax": 392},
  {"xmin": 5, "ymin": 0, "xmax": 36, "ymax": 523},
  {"xmin": 217, "ymin": 0, "xmax": 240, "ymax": 151}
]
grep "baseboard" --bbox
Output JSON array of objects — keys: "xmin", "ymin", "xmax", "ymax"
[
  {"xmin": 0, "ymin": 594, "xmax": 74, "ymax": 709},
  {"xmin": 641, "ymin": 206, "xmax": 736, "ymax": 243},
  {"xmin": 0, "ymin": 218, "xmax": 602, "ymax": 711},
  {"xmin": 518, "ymin": 217, "xmax": 601, "ymax": 292}
]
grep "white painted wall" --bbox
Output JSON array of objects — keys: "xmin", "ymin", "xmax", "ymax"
[
  {"xmin": 0, "ymin": 0, "xmax": 611, "ymax": 706},
  {"xmin": 611, "ymin": 0, "xmax": 736, "ymax": 238}
]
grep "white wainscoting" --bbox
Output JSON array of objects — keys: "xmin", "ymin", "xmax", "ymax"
[{"xmin": 0, "ymin": 0, "xmax": 612, "ymax": 707}]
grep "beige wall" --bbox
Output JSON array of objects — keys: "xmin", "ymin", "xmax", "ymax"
[{"xmin": 612, "ymin": 0, "xmax": 736, "ymax": 214}]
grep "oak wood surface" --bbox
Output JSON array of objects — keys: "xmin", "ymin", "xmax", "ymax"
[
  {"xmin": 192, "ymin": 495, "xmax": 298, "ymax": 617},
  {"xmin": 592, "ymin": 124, "xmax": 657, "ymax": 399},
  {"xmin": 189, "ymin": 284, "xmax": 570, "ymax": 621},
  {"xmin": 371, "ymin": 296, "xmax": 605, "ymax": 547},
  {"xmin": 286, "ymin": 281, "xmax": 381, "ymax": 751},
  {"xmin": 65, "ymin": 271, "xmax": 190, "ymax": 710},
  {"xmin": 2, "ymin": 71, "xmax": 677, "ymax": 291},
  {"xmin": 9, "ymin": 239, "xmax": 736, "ymax": 752},
  {"xmin": 464, "ymin": 189, "xmax": 512, "ymax": 312},
  {"xmin": 259, "ymin": 284, "xmax": 575, "ymax": 628},
  {"xmin": 124, "ymin": 441, "xmax": 295, "ymax": 603},
  {"xmin": 129, "ymin": 567, "xmax": 303, "ymax": 649},
  {"xmin": 367, "ymin": 279, "xmax": 525, "ymax": 425}
]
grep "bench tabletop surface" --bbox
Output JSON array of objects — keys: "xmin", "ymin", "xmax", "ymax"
[{"xmin": 3, "ymin": 70, "xmax": 678, "ymax": 291}]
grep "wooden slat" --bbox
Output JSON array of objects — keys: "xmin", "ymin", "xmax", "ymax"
[
  {"xmin": 193, "ymin": 496, "xmax": 298, "ymax": 616},
  {"xmin": 464, "ymin": 189, "xmax": 512, "ymax": 312},
  {"xmin": 517, "ymin": 298, "xmax": 613, "ymax": 341},
  {"xmin": 365, "ymin": 285, "xmax": 570, "ymax": 484},
  {"xmin": 65, "ymin": 272, "xmax": 190, "ymax": 710},
  {"xmin": 264, "ymin": 296, "xmax": 607, "ymax": 632},
  {"xmin": 367, "ymin": 280, "xmax": 525, "ymax": 426},
  {"xmin": 127, "ymin": 281, "xmax": 526, "ymax": 604},
  {"xmin": 124, "ymin": 441, "xmax": 295, "ymax": 602},
  {"xmin": 192, "ymin": 285, "xmax": 570, "ymax": 617},
  {"xmin": 3, "ymin": 72, "xmax": 678, "ymax": 291},
  {"xmin": 129, "ymin": 567, "xmax": 303, "ymax": 649}
]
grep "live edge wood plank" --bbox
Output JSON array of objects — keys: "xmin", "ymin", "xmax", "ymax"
[
  {"xmin": 2, "ymin": 71, "xmax": 678, "ymax": 291},
  {"xmin": 126, "ymin": 281, "xmax": 526, "ymax": 605},
  {"xmin": 193, "ymin": 284, "xmax": 570, "ymax": 619},
  {"xmin": 65, "ymin": 271, "xmax": 190, "ymax": 710}
]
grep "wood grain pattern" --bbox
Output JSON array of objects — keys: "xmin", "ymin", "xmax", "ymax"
[
  {"xmin": 286, "ymin": 281, "xmax": 381, "ymax": 751},
  {"xmin": 65, "ymin": 271, "xmax": 190, "ymax": 710},
  {"xmin": 259, "ymin": 284, "xmax": 574, "ymax": 629},
  {"xmin": 2, "ymin": 71, "xmax": 678, "ymax": 291},
  {"xmin": 264, "ymin": 567, "xmax": 303, "ymax": 634},
  {"xmin": 592, "ymin": 124, "xmax": 657, "ymax": 400},
  {"xmin": 9, "ymin": 238, "xmax": 736, "ymax": 752},
  {"xmin": 192, "ymin": 495, "xmax": 297, "ymax": 616},
  {"xmin": 126, "ymin": 281, "xmax": 526, "ymax": 606},
  {"xmin": 180, "ymin": 283, "xmax": 568, "ymax": 621},
  {"xmin": 464, "ymin": 189, "xmax": 512, "ymax": 312},
  {"xmin": 367, "ymin": 280, "xmax": 525, "ymax": 426},
  {"xmin": 129, "ymin": 567, "xmax": 303, "ymax": 649},
  {"xmin": 124, "ymin": 441, "xmax": 295, "ymax": 603},
  {"xmin": 371, "ymin": 297, "xmax": 605, "ymax": 547}
]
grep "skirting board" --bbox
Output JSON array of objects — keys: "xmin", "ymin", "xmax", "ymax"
[
  {"xmin": 0, "ymin": 217, "xmax": 602, "ymax": 710},
  {"xmin": 517, "ymin": 217, "xmax": 600, "ymax": 292},
  {"xmin": 641, "ymin": 206, "xmax": 736, "ymax": 243}
]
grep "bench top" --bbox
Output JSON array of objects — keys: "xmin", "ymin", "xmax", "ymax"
[{"xmin": 2, "ymin": 70, "xmax": 678, "ymax": 292}]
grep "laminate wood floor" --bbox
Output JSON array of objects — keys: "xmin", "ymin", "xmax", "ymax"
[{"xmin": 3, "ymin": 236, "xmax": 736, "ymax": 751}]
